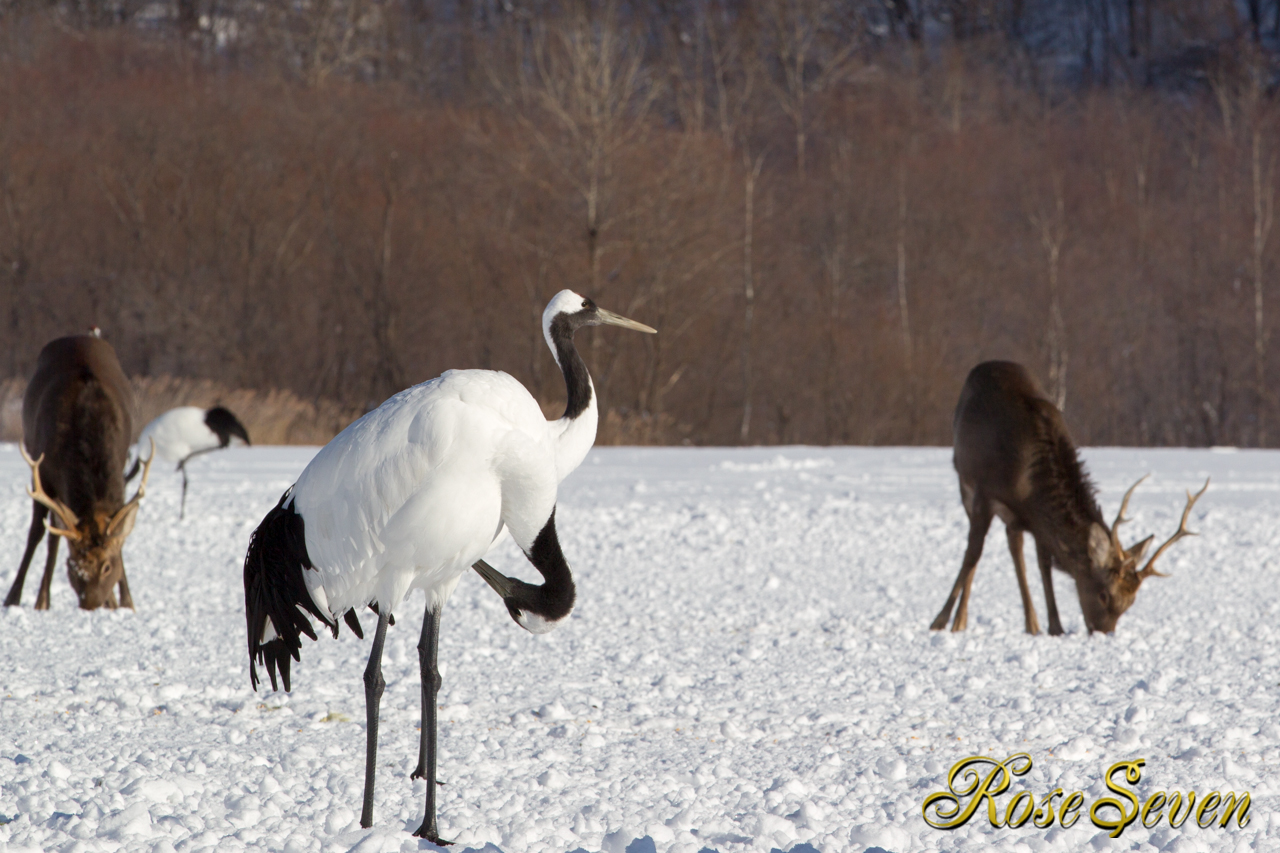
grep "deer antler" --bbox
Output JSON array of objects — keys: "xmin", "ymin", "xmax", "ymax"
[
  {"xmin": 19, "ymin": 444, "xmax": 82, "ymax": 539},
  {"xmin": 107, "ymin": 438, "xmax": 155, "ymax": 537},
  {"xmin": 1137, "ymin": 478, "xmax": 1210, "ymax": 580},
  {"xmin": 1110, "ymin": 474, "xmax": 1149, "ymax": 557}
]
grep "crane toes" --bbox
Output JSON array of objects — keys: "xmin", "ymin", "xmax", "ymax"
[
  {"xmin": 409, "ymin": 765, "xmax": 447, "ymax": 784},
  {"xmin": 413, "ymin": 825, "xmax": 452, "ymax": 845}
]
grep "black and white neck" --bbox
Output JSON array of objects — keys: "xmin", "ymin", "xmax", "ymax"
[
  {"xmin": 474, "ymin": 510, "xmax": 576, "ymax": 634},
  {"xmin": 540, "ymin": 289, "xmax": 656, "ymax": 480},
  {"xmin": 542, "ymin": 290, "xmax": 602, "ymax": 480}
]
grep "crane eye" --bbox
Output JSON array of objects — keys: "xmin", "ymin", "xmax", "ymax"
[{"xmin": 581, "ymin": 299, "xmax": 590, "ymax": 308}]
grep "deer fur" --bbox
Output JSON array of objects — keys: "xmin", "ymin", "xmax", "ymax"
[
  {"xmin": 4, "ymin": 335, "xmax": 152, "ymax": 610},
  {"xmin": 931, "ymin": 361, "xmax": 1206, "ymax": 635}
]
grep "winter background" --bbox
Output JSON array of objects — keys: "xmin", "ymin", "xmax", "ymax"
[{"xmin": 0, "ymin": 443, "xmax": 1275, "ymax": 853}]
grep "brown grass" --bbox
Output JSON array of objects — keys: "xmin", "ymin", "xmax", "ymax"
[
  {"xmin": 0, "ymin": 376, "xmax": 363, "ymax": 446},
  {"xmin": 0, "ymin": 374, "xmax": 669, "ymax": 447},
  {"xmin": 4, "ymin": 16, "xmax": 1280, "ymax": 447}
]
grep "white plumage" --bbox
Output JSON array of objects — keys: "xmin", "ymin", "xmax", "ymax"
[
  {"xmin": 138, "ymin": 406, "xmax": 250, "ymax": 461},
  {"xmin": 141, "ymin": 407, "xmax": 217, "ymax": 461},
  {"xmin": 292, "ymin": 369, "xmax": 559, "ymax": 622},
  {"xmin": 243, "ymin": 289, "xmax": 655, "ymax": 842},
  {"xmin": 132, "ymin": 405, "xmax": 250, "ymax": 518}
]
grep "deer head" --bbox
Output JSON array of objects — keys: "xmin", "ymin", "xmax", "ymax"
[
  {"xmin": 1077, "ymin": 477, "xmax": 1209, "ymax": 633},
  {"xmin": 20, "ymin": 441, "xmax": 154, "ymax": 610}
]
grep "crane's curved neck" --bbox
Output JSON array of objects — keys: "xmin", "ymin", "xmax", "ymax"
[
  {"xmin": 546, "ymin": 315, "xmax": 598, "ymax": 479},
  {"xmin": 548, "ymin": 315, "xmax": 592, "ymax": 419},
  {"xmin": 506, "ymin": 510, "xmax": 576, "ymax": 632}
]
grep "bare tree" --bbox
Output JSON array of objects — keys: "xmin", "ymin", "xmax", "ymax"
[
  {"xmin": 261, "ymin": 0, "xmax": 390, "ymax": 86},
  {"xmin": 706, "ymin": 8, "xmax": 759, "ymax": 150},
  {"xmin": 740, "ymin": 148, "xmax": 765, "ymax": 443},
  {"xmin": 1211, "ymin": 43, "xmax": 1276, "ymax": 445},
  {"xmin": 1251, "ymin": 125, "xmax": 1274, "ymax": 444},
  {"xmin": 758, "ymin": 0, "xmax": 859, "ymax": 177},
  {"xmin": 1030, "ymin": 174, "xmax": 1068, "ymax": 411},
  {"xmin": 516, "ymin": 8, "xmax": 656, "ymax": 291},
  {"xmin": 492, "ymin": 7, "xmax": 660, "ymax": 389},
  {"xmin": 896, "ymin": 160, "xmax": 913, "ymax": 377},
  {"xmin": 0, "ymin": 154, "xmax": 35, "ymax": 379}
]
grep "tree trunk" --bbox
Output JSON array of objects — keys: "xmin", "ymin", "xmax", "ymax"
[
  {"xmin": 740, "ymin": 151, "xmax": 764, "ymax": 443},
  {"xmin": 1035, "ymin": 184, "xmax": 1068, "ymax": 412},
  {"xmin": 897, "ymin": 163, "xmax": 913, "ymax": 376},
  {"xmin": 1252, "ymin": 128, "xmax": 1274, "ymax": 445}
]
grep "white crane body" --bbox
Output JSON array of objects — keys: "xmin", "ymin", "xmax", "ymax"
[
  {"xmin": 242, "ymin": 289, "xmax": 655, "ymax": 843},
  {"xmin": 133, "ymin": 405, "xmax": 250, "ymax": 519},
  {"xmin": 140, "ymin": 407, "xmax": 220, "ymax": 462},
  {"xmin": 288, "ymin": 369, "xmax": 562, "ymax": 624}
]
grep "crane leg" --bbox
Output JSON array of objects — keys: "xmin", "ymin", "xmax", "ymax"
[
  {"xmin": 412, "ymin": 603, "xmax": 449, "ymax": 843},
  {"xmin": 359, "ymin": 610, "xmax": 390, "ymax": 829},
  {"xmin": 179, "ymin": 462, "xmax": 189, "ymax": 521}
]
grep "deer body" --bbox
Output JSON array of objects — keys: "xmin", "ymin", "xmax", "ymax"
[
  {"xmin": 931, "ymin": 361, "xmax": 1206, "ymax": 635},
  {"xmin": 4, "ymin": 335, "xmax": 152, "ymax": 610}
]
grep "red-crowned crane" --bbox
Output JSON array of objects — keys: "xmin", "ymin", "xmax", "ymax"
[
  {"xmin": 129, "ymin": 406, "xmax": 250, "ymax": 519},
  {"xmin": 243, "ymin": 290, "xmax": 655, "ymax": 843}
]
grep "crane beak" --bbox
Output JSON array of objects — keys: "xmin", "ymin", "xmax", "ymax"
[
  {"xmin": 473, "ymin": 560, "xmax": 515, "ymax": 598},
  {"xmin": 595, "ymin": 308, "xmax": 656, "ymax": 334}
]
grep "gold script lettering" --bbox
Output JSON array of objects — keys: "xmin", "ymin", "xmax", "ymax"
[
  {"xmin": 921, "ymin": 754, "xmax": 1252, "ymax": 837},
  {"xmin": 1032, "ymin": 789, "xmax": 1063, "ymax": 828},
  {"xmin": 1168, "ymin": 791, "xmax": 1196, "ymax": 828},
  {"xmin": 1141, "ymin": 791, "xmax": 1167, "ymax": 827},
  {"xmin": 1090, "ymin": 759, "xmax": 1144, "ymax": 838},
  {"xmin": 1196, "ymin": 792, "xmax": 1222, "ymax": 828},
  {"xmin": 1059, "ymin": 792, "xmax": 1085, "ymax": 827},
  {"xmin": 922, "ymin": 753, "xmax": 1033, "ymax": 829},
  {"xmin": 1218, "ymin": 792, "xmax": 1251, "ymax": 828}
]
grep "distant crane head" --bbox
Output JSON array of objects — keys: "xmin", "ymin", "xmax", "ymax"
[{"xmin": 204, "ymin": 406, "xmax": 251, "ymax": 448}]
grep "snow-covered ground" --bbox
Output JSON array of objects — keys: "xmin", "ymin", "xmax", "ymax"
[{"xmin": 0, "ymin": 444, "xmax": 1276, "ymax": 853}]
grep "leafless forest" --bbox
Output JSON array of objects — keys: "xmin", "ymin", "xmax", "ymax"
[{"xmin": 2, "ymin": 1, "xmax": 1280, "ymax": 446}]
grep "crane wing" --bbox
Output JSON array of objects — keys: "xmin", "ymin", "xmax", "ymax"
[{"xmin": 290, "ymin": 370, "xmax": 558, "ymax": 618}]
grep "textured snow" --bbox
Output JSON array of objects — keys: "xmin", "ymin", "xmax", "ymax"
[{"xmin": 0, "ymin": 444, "xmax": 1276, "ymax": 853}]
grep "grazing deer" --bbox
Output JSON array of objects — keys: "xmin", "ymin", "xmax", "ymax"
[
  {"xmin": 4, "ymin": 335, "xmax": 154, "ymax": 610},
  {"xmin": 931, "ymin": 361, "xmax": 1208, "ymax": 635}
]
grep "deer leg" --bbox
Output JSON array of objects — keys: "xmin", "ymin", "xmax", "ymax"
[
  {"xmin": 1006, "ymin": 527, "xmax": 1040, "ymax": 635},
  {"xmin": 1034, "ymin": 539, "xmax": 1063, "ymax": 636},
  {"xmin": 4, "ymin": 503, "xmax": 49, "ymax": 607},
  {"xmin": 35, "ymin": 531, "xmax": 61, "ymax": 611},
  {"xmin": 931, "ymin": 501, "xmax": 993, "ymax": 632}
]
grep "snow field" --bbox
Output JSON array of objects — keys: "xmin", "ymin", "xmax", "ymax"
[{"xmin": 0, "ymin": 444, "xmax": 1277, "ymax": 853}]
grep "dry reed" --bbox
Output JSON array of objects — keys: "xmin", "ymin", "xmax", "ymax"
[{"xmin": 0, "ymin": 376, "xmax": 363, "ymax": 446}]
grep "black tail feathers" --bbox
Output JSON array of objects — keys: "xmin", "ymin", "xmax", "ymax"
[{"xmin": 244, "ymin": 488, "xmax": 340, "ymax": 692}]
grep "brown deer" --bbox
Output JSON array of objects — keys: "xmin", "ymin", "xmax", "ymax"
[
  {"xmin": 4, "ymin": 335, "xmax": 154, "ymax": 610},
  {"xmin": 930, "ymin": 361, "xmax": 1208, "ymax": 635}
]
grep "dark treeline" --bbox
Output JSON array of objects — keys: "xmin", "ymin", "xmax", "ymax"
[{"xmin": 3, "ymin": 1, "xmax": 1280, "ymax": 446}]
